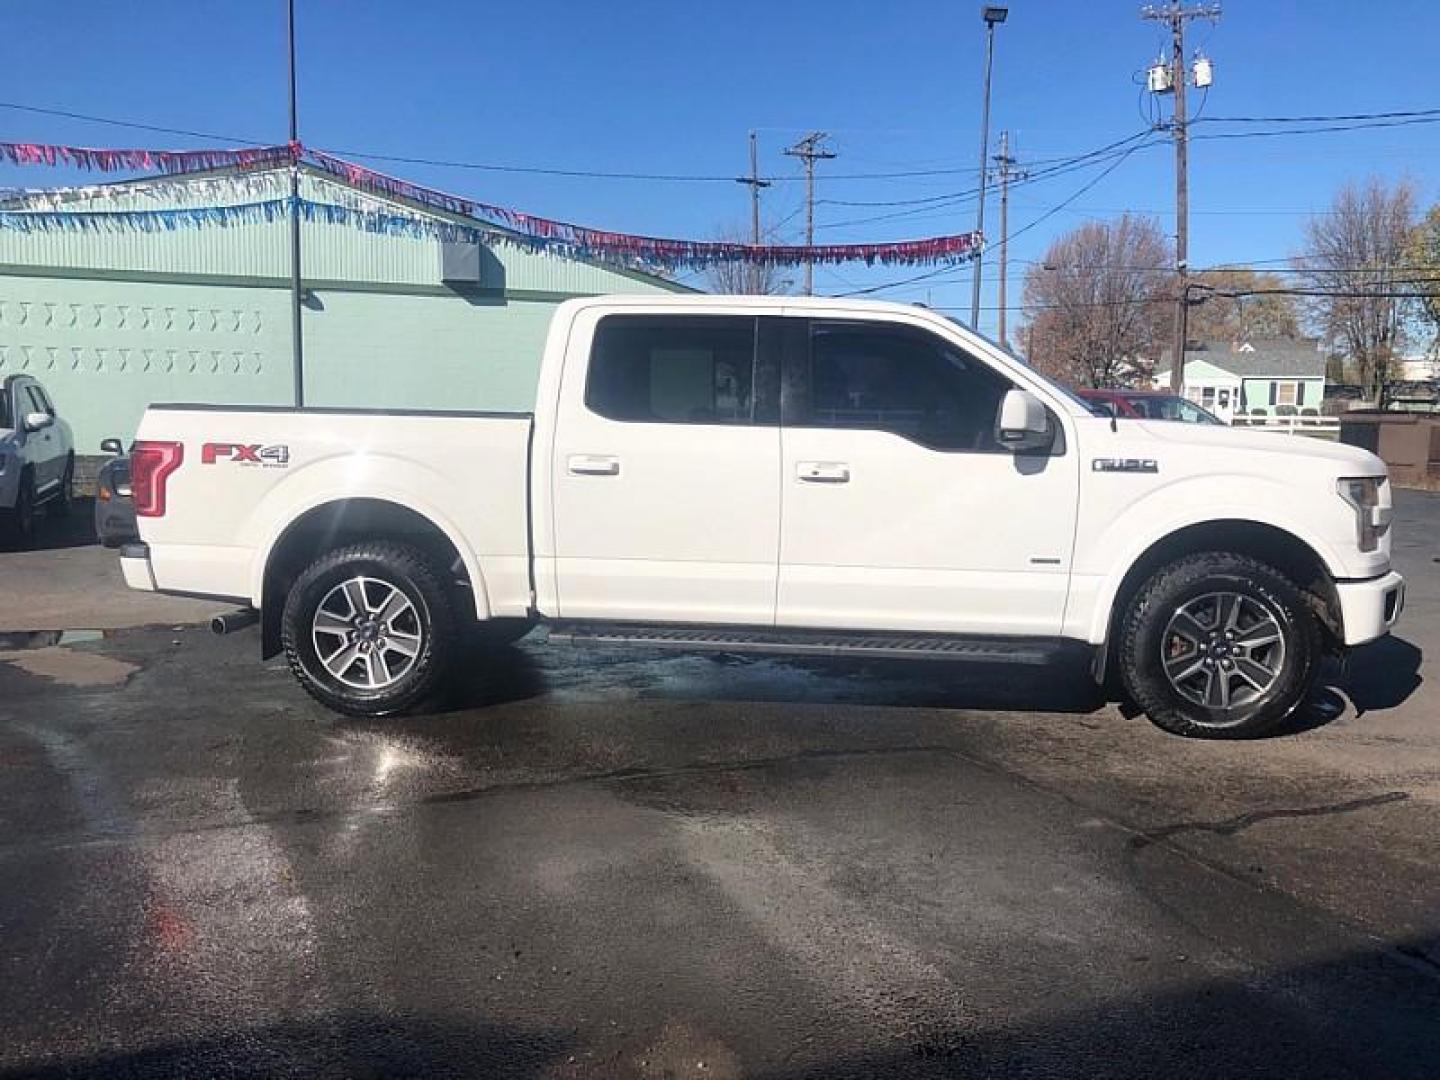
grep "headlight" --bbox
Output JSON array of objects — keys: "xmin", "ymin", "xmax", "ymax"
[{"xmin": 1337, "ymin": 476, "xmax": 1390, "ymax": 553}]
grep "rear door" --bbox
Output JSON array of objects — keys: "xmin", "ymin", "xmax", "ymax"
[
  {"xmin": 548, "ymin": 311, "xmax": 782, "ymax": 624},
  {"xmin": 776, "ymin": 317, "xmax": 1080, "ymax": 635}
]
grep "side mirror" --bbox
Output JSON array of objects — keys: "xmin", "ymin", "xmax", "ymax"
[
  {"xmin": 22, "ymin": 411, "xmax": 53, "ymax": 434},
  {"xmin": 995, "ymin": 389, "xmax": 1053, "ymax": 453},
  {"xmin": 100, "ymin": 437, "xmax": 125, "ymax": 455}
]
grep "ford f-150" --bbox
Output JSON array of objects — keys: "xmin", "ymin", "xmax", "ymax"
[{"xmin": 118, "ymin": 295, "xmax": 1405, "ymax": 738}]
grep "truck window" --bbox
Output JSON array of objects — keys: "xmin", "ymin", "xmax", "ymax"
[
  {"xmin": 25, "ymin": 385, "xmax": 54, "ymax": 416},
  {"xmin": 799, "ymin": 321, "xmax": 1012, "ymax": 452},
  {"xmin": 586, "ymin": 316, "xmax": 759, "ymax": 425}
]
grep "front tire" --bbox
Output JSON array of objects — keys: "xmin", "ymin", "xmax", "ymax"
[
  {"xmin": 281, "ymin": 541, "xmax": 457, "ymax": 717},
  {"xmin": 1118, "ymin": 552, "xmax": 1322, "ymax": 739},
  {"xmin": 49, "ymin": 456, "xmax": 74, "ymax": 518},
  {"xmin": 3, "ymin": 471, "xmax": 37, "ymax": 545}
]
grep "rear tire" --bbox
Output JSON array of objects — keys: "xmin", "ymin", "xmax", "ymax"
[
  {"xmin": 281, "ymin": 541, "xmax": 457, "ymax": 717},
  {"xmin": 1118, "ymin": 551, "xmax": 1322, "ymax": 739}
]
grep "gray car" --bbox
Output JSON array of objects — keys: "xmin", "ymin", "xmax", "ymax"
[
  {"xmin": 95, "ymin": 438, "xmax": 137, "ymax": 548},
  {"xmin": 1, "ymin": 374, "xmax": 75, "ymax": 543}
]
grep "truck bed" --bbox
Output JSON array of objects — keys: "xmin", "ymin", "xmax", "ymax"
[{"xmin": 133, "ymin": 404, "xmax": 535, "ymax": 616}]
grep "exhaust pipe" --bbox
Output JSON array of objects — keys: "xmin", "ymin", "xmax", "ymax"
[{"xmin": 211, "ymin": 608, "xmax": 260, "ymax": 636}]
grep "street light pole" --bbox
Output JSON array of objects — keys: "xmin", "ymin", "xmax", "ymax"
[
  {"xmin": 287, "ymin": 0, "xmax": 305, "ymax": 407},
  {"xmin": 969, "ymin": 6, "xmax": 1008, "ymax": 331}
]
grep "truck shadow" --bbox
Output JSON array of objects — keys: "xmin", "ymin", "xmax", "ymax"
[
  {"xmin": 1278, "ymin": 635, "xmax": 1427, "ymax": 736},
  {"xmin": 438, "ymin": 634, "xmax": 1423, "ymax": 738}
]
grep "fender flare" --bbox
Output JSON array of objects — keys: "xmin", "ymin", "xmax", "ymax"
[
  {"xmin": 249, "ymin": 490, "xmax": 494, "ymax": 620},
  {"xmin": 1084, "ymin": 510, "xmax": 1342, "ymax": 648}
]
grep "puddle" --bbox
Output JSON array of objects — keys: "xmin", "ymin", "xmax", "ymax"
[
  {"xmin": 0, "ymin": 629, "xmax": 136, "ymax": 686},
  {"xmin": 0, "ymin": 629, "xmax": 108, "ymax": 651}
]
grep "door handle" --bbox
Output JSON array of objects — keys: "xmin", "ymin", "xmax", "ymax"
[
  {"xmin": 568, "ymin": 454, "xmax": 620, "ymax": 476},
  {"xmin": 797, "ymin": 461, "xmax": 850, "ymax": 484}
]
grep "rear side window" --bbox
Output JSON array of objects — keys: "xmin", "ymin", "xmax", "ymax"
[{"xmin": 587, "ymin": 316, "xmax": 758, "ymax": 424}]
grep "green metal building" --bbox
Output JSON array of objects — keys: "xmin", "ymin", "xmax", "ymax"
[{"xmin": 0, "ymin": 165, "xmax": 688, "ymax": 452}]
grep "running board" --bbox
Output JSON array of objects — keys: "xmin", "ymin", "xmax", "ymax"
[{"xmin": 546, "ymin": 622, "xmax": 1062, "ymax": 665}]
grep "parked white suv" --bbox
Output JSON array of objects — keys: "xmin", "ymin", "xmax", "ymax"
[
  {"xmin": 117, "ymin": 296, "xmax": 1404, "ymax": 737},
  {"xmin": 1, "ymin": 375, "xmax": 74, "ymax": 542}
]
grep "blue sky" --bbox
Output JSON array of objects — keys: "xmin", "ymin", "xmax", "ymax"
[{"xmin": 2, "ymin": 0, "xmax": 1436, "ymax": 336}]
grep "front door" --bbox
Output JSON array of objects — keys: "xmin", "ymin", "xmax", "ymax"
[
  {"xmin": 777, "ymin": 318, "xmax": 1080, "ymax": 636},
  {"xmin": 19, "ymin": 382, "xmax": 63, "ymax": 492},
  {"xmin": 550, "ymin": 313, "xmax": 782, "ymax": 624}
]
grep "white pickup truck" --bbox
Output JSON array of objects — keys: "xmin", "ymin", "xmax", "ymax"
[{"xmin": 119, "ymin": 295, "xmax": 1404, "ymax": 738}]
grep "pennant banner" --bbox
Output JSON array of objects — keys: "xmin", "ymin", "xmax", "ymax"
[
  {"xmin": 306, "ymin": 149, "xmax": 980, "ymax": 267},
  {"xmin": 0, "ymin": 140, "xmax": 982, "ymax": 268},
  {"xmin": 307, "ymin": 148, "xmax": 476, "ymax": 217},
  {"xmin": 0, "ymin": 140, "xmax": 294, "ymax": 175}
]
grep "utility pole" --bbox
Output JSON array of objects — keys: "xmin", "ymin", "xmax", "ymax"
[
  {"xmin": 735, "ymin": 131, "xmax": 772, "ymax": 294},
  {"xmin": 1142, "ymin": 2, "xmax": 1220, "ymax": 392},
  {"xmin": 287, "ymin": 0, "xmax": 305, "ymax": 407},
  {"xmin": 993, "ymin": 131, "xmax": 1026, "ymax": 349},
  {"xmin": 735, "ymin": 131, "xmax": 771, "ymax": 247},
  {"xmin": 784, "ymin": 132, "xmax": 836, "ymax": 296}
]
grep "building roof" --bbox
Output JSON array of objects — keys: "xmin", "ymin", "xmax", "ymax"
[
  {"xmin": 0, "ymin": 161, "xmax": 693, "ymax": 296},
  {"xmin": 1155, "ymin": 339, "xmax": 1326, "ymax": 379}
]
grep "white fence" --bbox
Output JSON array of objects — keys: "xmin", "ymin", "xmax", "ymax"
[{"xmin": 1232, "ymin": 414, "xmax": 1341, "ymax": 437}]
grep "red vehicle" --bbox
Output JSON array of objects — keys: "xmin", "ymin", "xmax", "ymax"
[{"xmin": 1075, "ymin": 388, "xmax": 1223, "ymax": 424}]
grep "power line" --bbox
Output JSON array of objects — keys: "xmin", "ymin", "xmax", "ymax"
[
  {"xmin": 836, "ymin": 141, "xmax": 1151, "ymax": 298},
  {"xmin": 0, "ymin": 100, "xmax": 268, "ymax": 146},
  {"xmin": 6, "ymin": 95, "xmax": 1438, "ymax": 187},
  {"xmin": 1197, "ymin": 107, "xmax": 1440, "ymax": 124},
  {"xmin": 817, "ymin": 135, "xmax": 1168, "ymax": 232}
]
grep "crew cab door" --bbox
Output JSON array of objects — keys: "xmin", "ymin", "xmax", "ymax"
[
  {"xmin": 548, "ymin": 311, "xmax": 782, "ymax": 623},
  {"xmin": 777, "ymin": 317, "xmax": 1080, "ymax": 635}
]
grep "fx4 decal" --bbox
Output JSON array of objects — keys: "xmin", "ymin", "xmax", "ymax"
[{"xmin": 202, "ymin": 442, "xmax": 291, "ymax": 468}]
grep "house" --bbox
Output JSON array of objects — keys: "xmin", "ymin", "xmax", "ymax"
[
  {"xmin": 1152, "ymin": 340, "xmax": 1327, "ymax": 424},
  {"xmin": 0, "ymin": 161, "xmax": 690, "ymax": 453}
]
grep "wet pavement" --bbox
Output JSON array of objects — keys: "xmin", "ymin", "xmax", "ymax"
[{"xmin": 1, "ymin": 493, "xmax": 1437, "ymax": 1078}]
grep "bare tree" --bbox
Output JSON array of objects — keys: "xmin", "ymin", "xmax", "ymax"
[
  {"xmin": 703, "ymin": 227, "xmax": 786, "ymax": 295},
  {"xmin": 1295, "ymin": 177, "xmax": 1416, "ymax": 404},
  {"xmin": 1020, "ymin": 214, "xmax": 1170, "ymax": 387},
  {"xmin": 1187, "ymin": 268, "xmax": 1301, "ymax": 343},
  {"xmin": 1404, "ymin": 202, "xmax": 1440, "ymax": 357}
]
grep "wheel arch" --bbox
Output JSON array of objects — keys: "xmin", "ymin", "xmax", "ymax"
[
  {"xmin": 1094, "ymin": 519, "xmax": 1342, "ymax": 681},
  {"xmin": 257, "ymin": 497, "xmax": 486, "ymax": 659}
]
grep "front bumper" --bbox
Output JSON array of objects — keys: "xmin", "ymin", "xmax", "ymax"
[
  {"xmin": 119, "ymin": 542, "xmax": 157, "ymax": 592},
  {"xmin": 1335, "ymin": 570, "xmax": 1405, "ymax": 646}
]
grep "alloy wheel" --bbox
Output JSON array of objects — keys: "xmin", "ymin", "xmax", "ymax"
[
  {"xmin": 1161, "ymin": 590, "xmax": 1286, "ymax": 716},
  {"xmin": 311, "ymin": 576, "xmax": 423, "ymax": 690}
]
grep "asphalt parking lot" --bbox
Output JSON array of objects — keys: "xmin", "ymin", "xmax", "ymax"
[{"xmin": 1, "ymin": 496, "xmax": 1437, "ymax": 1078}]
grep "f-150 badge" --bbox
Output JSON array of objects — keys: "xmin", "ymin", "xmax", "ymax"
[{"xmin": 1092, "ymin": 458, "xmax": 1158, "ymax": 473}]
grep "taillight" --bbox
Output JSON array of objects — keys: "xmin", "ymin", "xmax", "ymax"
[{"xmin": 130, "ymin": 440, "xmax": 184, "ymax": 517}]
